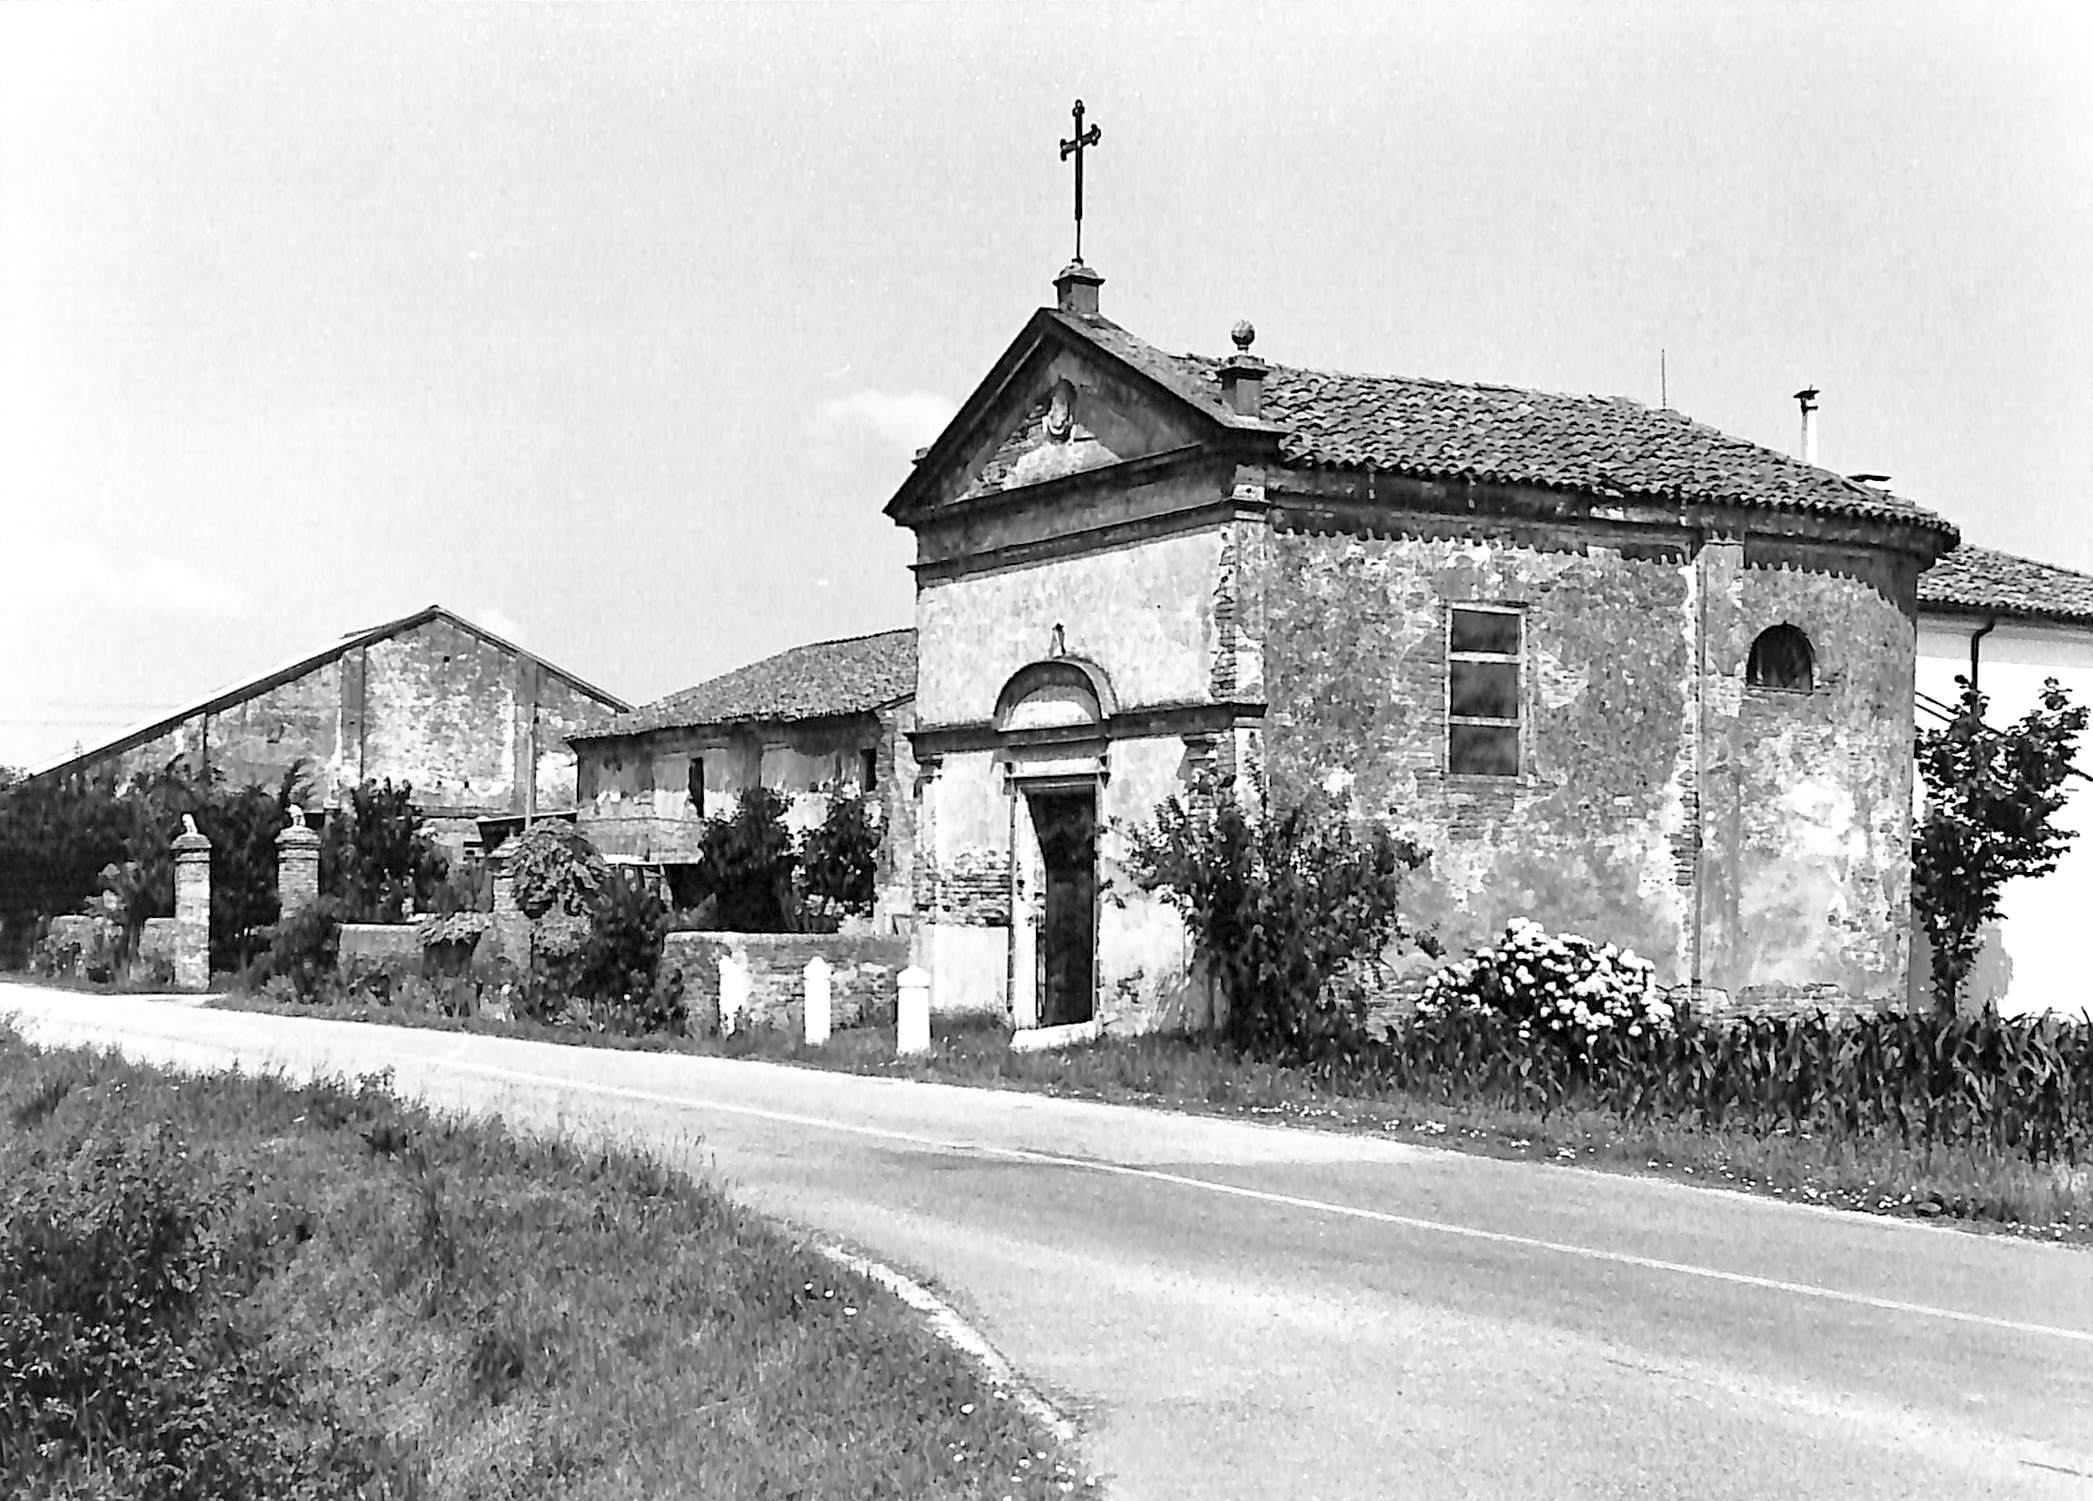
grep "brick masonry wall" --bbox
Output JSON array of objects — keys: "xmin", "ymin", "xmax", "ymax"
[
  {"xmin": 337, "ymin": 923, "xmax": 429, "ymax": 982},
  {"xmin": 74, "ymin": 616, "xmax": 617, "ymax": 819},
  {"xmin": 915, "ymin": 849, "xmax": 1013, "ymax": 925},
  {"xmin": 662, "ymin": 930, "xmax": 910, "ymax": 1035}
]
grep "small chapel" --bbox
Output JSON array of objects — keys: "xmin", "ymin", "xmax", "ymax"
[{"xmin": 887, "ymin": 257, "xmax": 1958, "ymax": 1040}]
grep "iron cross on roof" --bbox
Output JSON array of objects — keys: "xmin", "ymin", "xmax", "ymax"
[{"xmin": 1059, "ymin": 98, "xmax": 1101, "ymax": 264}]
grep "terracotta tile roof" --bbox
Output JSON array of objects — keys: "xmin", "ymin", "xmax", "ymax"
[
  {"xmin": 575, "ymin": 628, "xmax": 916, "ymax": 739},
  {"xmin": 1059, "ymin": 312, "xmax": 1955, "ymax": 539},
  {"xmin": 1919, "ymin": 545, "xmax": 2093, "ymax": 625}
]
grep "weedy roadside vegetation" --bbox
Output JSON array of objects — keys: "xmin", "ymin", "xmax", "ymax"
[
  {"xmin": 0, "ymin": 1023, "xmax": 1097, "ymax": 1500},
  {"xmin": 203, "ymin": 766, "xmax": 2093, "ymax": 1246}
]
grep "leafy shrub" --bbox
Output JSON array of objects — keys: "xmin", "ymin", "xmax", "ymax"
[
  {"xmin": 320, "ymin": 779, "xmax": 446, "ymax": 923},
  {"xmin": 1415, "ymin": 919, "xmax": 1669, "ymax": 1058},
  {"xmin": 426, "ymin": 856, "xmax": 494, "ymax": 917},
  {"xmin": 799, "ymin": 793, "xmax": 881, "ymax": 923},
  {"xmin": 507, "ymin": 821, "xmax": 608, "ymax": 922},
  {"xmin": 576, "ymin": 867, "xmax": 684, "ymax": 1034},
  {"xmin": 502, "ymin": 822, "xmax": 608, "ymax": 1001},
  {"xmin": 263, "ymin": 897, "xmax": 345, "ymax": 1001},
  {"xmin": 1126, "ymin": 777, "xmax": 1435, "ymax": 1063},
  {"xmin": 692, "ymin": 788, "xmax": 797, "ymax": 932},
  {"xmin": 416, "ymin": 909, "xmax": 492, "ymax": 978}
]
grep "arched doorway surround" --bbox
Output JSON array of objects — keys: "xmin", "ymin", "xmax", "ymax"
[{"xmin": 994, "ymin": 657, "xmax": 1114, "ymax": 1033}]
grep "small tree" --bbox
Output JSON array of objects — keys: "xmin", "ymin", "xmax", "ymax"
[
  {"xmin": 799, "ymin": 793, "xmax": 881, "ymax": 924},
  {"xmin": 1125, "ymin": 776, "xmax": 1435, "ymax": 1062},
  {"xmin": 320, "ymin": 780, "xmax": 445, "ymax": 922},
  {"xmin": 1913, "ymin": 676, "xmax": 2087, "ymax": 1015},
  {"xmin": 576, "ymin": 867, "xmax": 684, "ymax": 1034},
  {"xmin": 693, "ymin": 788, "xmax": 798, "ymax": 932}
]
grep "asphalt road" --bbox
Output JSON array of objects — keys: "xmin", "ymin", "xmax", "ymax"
[{"xmin": 4, "ymin": 985, "xmax": 2091, "ymax": 1501}]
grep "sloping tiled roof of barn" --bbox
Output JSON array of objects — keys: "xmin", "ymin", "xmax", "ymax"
[
  {"xmin": 1919, "ymin": 545, "xmax": 2093, "ymax": 625},
  {"xmin": 1053, "ymin": 311, "xmax": 1959, "ymax": 542},
  {"xmin": 574, "ymin": 628, "xmax": 917, "ymax": 739}
]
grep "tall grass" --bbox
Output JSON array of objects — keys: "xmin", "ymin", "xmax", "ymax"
[{"xmin": 0, "ymin": 1023, "xmax": 1095, "ymax": 1500}]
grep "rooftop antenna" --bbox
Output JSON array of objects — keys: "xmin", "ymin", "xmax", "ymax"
[{"xmin": 1660, "ymin": 348, "xmax": 1668, "ymax": 409}]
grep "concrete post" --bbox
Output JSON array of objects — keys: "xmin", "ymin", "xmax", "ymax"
[
  {"xmin": 803, "ymin": 956, "xmax": 833, "ymax": 1047},
  {"xmin": 719, "ymin": 952, "xmax": 751, "ymax": 1037},
  {"xmin": 170, "ymin": 814, "xmax": 211, "ymax": 992},
  {"xmin": 275, "ymin": 805, "xmax": 321, "ymax": 919},
  {"xmin": 896, "ymin": 964, "xmax": 931, "ymax": 1057}
]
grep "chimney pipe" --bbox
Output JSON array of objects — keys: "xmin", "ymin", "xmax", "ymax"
[
  {"xmin": 1054, "ymin": 260, "xmax": 1103, "ymax": 317},
  {"xmin": 1219, "ymin": 320, "xmax": 1266, "ymax": 418},
  {"xmin": 1794, "ymin": 386, "xmax": 1820, "ymax": 466}
]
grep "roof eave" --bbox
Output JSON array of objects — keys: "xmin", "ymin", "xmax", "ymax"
[{"xmin": 571, "ymin": 696, "xmax": 915, "ymax": 744}]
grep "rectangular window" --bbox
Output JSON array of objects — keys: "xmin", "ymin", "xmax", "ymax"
[
  {"xmin": 688, "ymin": 757, "xmax": 706, "ymax": 816},
  {"xmin": 860, "ymin": 747, "xmax": 879, "ymax": 791},
  {"xmin": 1447, "ymin": 605, "xmax": 1522, "ymax": 777}
]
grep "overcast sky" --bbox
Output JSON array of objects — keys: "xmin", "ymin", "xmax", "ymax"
[{"xmin": 3, "ymin": 2, "xmax": 2089, "ymax": 769}]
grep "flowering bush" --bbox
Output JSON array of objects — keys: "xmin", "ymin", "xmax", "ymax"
[{"xmin": 1415, "ymin": 919, "xmax": 1668, "ymax": 1056}]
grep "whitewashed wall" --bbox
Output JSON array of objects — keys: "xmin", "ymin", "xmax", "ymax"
[{"xmin": 1916, "ymin": 617, "xmax": 2093, "ymax": 1019}]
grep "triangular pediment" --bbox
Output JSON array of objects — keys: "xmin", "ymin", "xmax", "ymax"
[{"xmin": 887, "ymin": 310, "xmax": 1273, "ymax": 522}]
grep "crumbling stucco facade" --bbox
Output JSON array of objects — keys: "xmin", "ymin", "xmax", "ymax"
[
  {"xmin": 32, "ymin": 607, "xmax": 624, "ymax": 829},
  {"xmin": 1266, "ymin": 519, "xmax": 1921, "ymax": 1014},
  {"xmin": 570, "ymin": 629, "xmax": 920, "ymax": 927},
  {"xmin": 888, "ymin": 265, "xmax": 1955, "ymax": 1035}
]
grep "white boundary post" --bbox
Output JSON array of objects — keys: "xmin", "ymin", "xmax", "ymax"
[{"xmin": 804, "ymin": 956, "xmax": 833, "ymax": 1047}]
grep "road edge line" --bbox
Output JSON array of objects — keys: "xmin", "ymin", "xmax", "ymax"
[{"xmin": 809, "ymin": 1239, "xmax": 1082, "ymax": 1446}]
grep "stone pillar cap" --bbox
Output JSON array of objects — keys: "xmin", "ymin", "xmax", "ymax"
[{"xmin": 173, "ymin": 814, "xmax": 211, "ymax": 852}]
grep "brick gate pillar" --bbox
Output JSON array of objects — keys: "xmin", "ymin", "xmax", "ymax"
[
  {"xmin": 275, "ymin": 805, "xmax": 321, "ymax": 919},
  {"xmin": 171, "ymin": 815, "xmax": 212, "ymax": 991},
  {"xmin": 488, "ymin": 844, "xmax": 529, "ymax": 967}
]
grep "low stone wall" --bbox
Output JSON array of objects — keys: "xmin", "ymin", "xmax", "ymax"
[
  {"xmin": 136, "ymin": 918, "xmax": 191, "ymax": 987},
  {"xmin": 661, "ymin": 931, "xmax": 909, "ymax": 1037},
  {"xmin": 337, "ymin": 923, "xmax": 434, "ymax": 988},
  {"xmin": 37, "ymin": 914, "xmax": 121, "ymax": 981}
]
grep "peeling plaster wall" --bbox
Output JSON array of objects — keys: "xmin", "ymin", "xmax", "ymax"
[
  {"xmin": 1092, "ymin": 735, "xmax": 1203, "ymax": 1033},
  {"xmin": 915, "ymin": 526, "xmax": 1227, "ymax": 727},
  {"xmin": 1702, "ymin": 549, "xmax": 1916, "ymax": 1009},
  {"xmin": 1265, "ymin": 526, "xmax": 1916, "ymax": 1012}
]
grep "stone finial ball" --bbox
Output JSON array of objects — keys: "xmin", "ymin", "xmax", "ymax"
[{"xmin": 1231, "ymin": 320, "xmax": 1256, "ymax": 352}]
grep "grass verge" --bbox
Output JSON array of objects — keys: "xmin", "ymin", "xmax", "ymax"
[
  {"xmin": 0, "ymin": 1019, "xmax": 1097, "ymax": 1500},
  {"xmin": 195, "ymin": 986, "xmax": 2093, "ymax": 1247}
]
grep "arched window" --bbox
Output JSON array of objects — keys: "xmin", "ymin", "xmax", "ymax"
[{"xmin": 1746, "ymin": 624, "xmax": 1815, "ymax": 693}]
